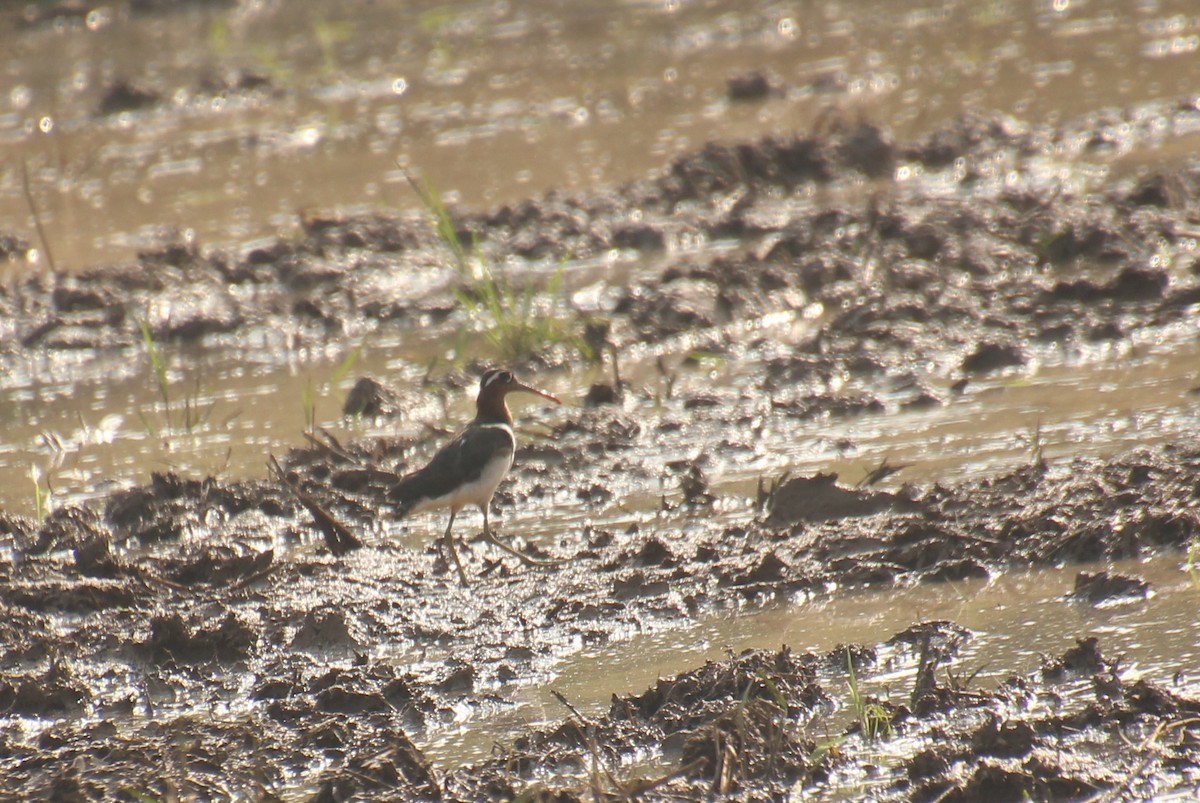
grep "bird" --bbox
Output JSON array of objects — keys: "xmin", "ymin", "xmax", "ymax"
[{"xmin": 389, "ymin": 368, "xmax": 562, "ymax": 585}]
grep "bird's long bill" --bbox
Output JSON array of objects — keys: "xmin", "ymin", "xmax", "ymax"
[{"xmin": 514, "ymin": 381, "xmax": 561, "ymax": 404}]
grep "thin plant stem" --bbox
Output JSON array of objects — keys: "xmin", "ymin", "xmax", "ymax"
[{"xmin": 20, "ymin": 158, "xmax": 57, "ymax": 273}]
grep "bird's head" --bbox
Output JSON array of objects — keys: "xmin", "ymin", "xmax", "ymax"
[{"xmin": 476, "ymin": 368, "xmax": 560, "ymax": 423}]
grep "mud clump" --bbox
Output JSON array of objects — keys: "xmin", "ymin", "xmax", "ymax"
[
  {"xmin": 0, "ymin": 662, "xmax": 89, "ymax": 718},
  {"xmin": 765, "ymin": 472, "xmax": 919, "ymax": 525},
  {"xmin": 96, "ymin": 79, "xmax": 162, "ymax": 115},
  {"xmin": 142, "ymin": 611, "xmax": 256, "ymax": 664},
  {"xmin": 342, "ymin": 376, "xmax": 405, "ymax": 418},
  {"xmin": 726, "ymin": 69, "xmax": 783, "ymax": 102},
  {"xmin": 961, "ymin": 341, "xmax": 1027, "ymax": 374},
  {"xmin": 1069, "ymin": 569, "xmax": 1151, "ymax": 605}
]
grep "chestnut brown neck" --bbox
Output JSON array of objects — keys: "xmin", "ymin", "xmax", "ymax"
[{"xmin": 475, "ymin": 387, "xmax": 513, "ymax": 427}]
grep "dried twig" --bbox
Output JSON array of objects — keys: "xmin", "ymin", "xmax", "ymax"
[{"xmin": 269, "ymin": 455, "xmax": 363, "ymax": 556}]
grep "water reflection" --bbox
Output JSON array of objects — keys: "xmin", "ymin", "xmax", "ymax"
[
  {"xmin": 2, "ymin": 327, "xmax": 1199, "ymax": 525},
  {"xmin": 418, "ymin": 554, "xmax": 1200, "ymax": 766},
  {"xmin": 2, "ymin": 0, "xmax": 1199, "ymax": 268}
]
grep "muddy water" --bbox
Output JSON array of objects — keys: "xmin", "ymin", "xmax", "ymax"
[
  {"xmin": 4, "ymin": 321, "xmax": 1199, "ymax": 525},
  {"xmin": 12, "ymin": 317, "xmax": 1198, "ymax": 776},
  {"xmin": 3, "ymin": 0, "xmax": 1200, "ymax": 269},
  {"xmin": 4, "ymin": 0, "xmax": 1200, "ymax": 515},
  {"xmin": 419, "ymin": 554, "xmax": 1200, "ymax": 767}
]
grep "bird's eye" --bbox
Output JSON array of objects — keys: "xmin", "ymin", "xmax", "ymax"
[{"xmin": 499, "ymin": 371, "xmax": 512, "ymax": 383}]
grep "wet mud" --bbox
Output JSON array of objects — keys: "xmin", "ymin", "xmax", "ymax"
[
  {"xmin": 5, "ymin": 104, "xmax": 1200, "ymax": 365},
  {"xmin": 4, "ymin": 436, "xmax": 1200, "ymax": 799},
  {"xmin": 5, "ymin": 97, "xmax": 1200, "ymax": 799}
]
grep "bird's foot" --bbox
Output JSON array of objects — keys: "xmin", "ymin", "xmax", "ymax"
[{"xmin": 483, "ymin": 529, "xmax": 568, "ymax": 567}]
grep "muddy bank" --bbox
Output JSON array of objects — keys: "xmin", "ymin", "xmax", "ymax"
[
  {"xmin": 429, "ymin": 634, "xmax": 1200, "ymax": 802},
  {"xmin": 2, "ymin": 433, "xmax": 1200, "ymax": 798},
  {"xmin": 4, "ymin": 103, "xmax": 1200, "ymax": 381}
]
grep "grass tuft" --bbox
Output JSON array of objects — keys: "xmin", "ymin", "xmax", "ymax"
[
  {"xmin": 302, "ymin": 379, "xmax": 317, "ymax": 436},
  {"xmin": 331, "ymin": 342, "xmax": 364, "ymax": 390},
  {"xmin": 1185, "ymin": 538, "xmax": 1200, "ymax": 590},
  {"xmin": 1028, "ymin": 420, "xmax": 1044, "ymax": 465},
  {"xmin": 138, "ymin": 317, "xmax": 171, "ymax": 414},
  {"xmin": 29, "ymin": 465, "xmax": 50, "ymax": 521},
  {"xmin": 406, "ymin": 172, "xmax": 586, "ymax": 364},
  {"xmin": 136, "ymin": 317, "xmax": 215, "ymax": 437},
  {"xmin": 846, "ymin": 651, "xmax": 893, "ymax": 742}
]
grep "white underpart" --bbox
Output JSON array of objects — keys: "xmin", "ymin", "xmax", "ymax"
[{"xmin": 409, "ymin": 422, "xmax": 515, "ymax": 515}]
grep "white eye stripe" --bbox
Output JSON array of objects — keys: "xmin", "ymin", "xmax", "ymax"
[{"xmin": 482, "ymin": 370, "xmax": 511, "ymax": 388}]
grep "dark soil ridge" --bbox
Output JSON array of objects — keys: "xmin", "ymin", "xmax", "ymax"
[
  {"xmin": 2, "ymin": 440, "xmax": 1199, "ymax": 799},
  {"xmin": 6, "ymin": 622, "xmax": 1199, "ymax": 801},
  {"xmin": 3, "ymin": 103, "xmax": 1200, "ymax": 384},
  {"xmin": 429, "ymin": 634, "xmax": 1200, "ymax": 803}
]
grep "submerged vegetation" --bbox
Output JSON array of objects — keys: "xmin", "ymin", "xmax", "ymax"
[{"xmin": 1186, "ymin": 538, "xmax": 1200, "ymax": 590}]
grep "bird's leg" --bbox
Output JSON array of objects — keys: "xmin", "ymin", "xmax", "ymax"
[
  {"xmin": 481, "ymin": 505, "xmax": 567, "ymax": 567},
  {"xmin": 443, "ymin": 510, "xmax": 470, "ymax": 587}
]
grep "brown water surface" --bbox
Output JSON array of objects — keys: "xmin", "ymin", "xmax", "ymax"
[
  {"xmin": 419, "ymin": 554, "xmax": 1200, "ymax": 768},
  {"xmin": 3, "ymin": 0, "xmax": 1199, "ymax": 268}
]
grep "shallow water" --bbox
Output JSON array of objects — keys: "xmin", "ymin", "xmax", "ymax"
[
  {"xmin": 3, "ymin": 319, "xmax": 1198, "ymax": 533},
  {"xmin": 3, "ymin": 0, "xmax": 1200, "ymax": 269},
  {"xmin": 4, "ymin": 0, "xmax": 1200, "ymax": 520},
  {"xmin": 418, "ymin": 553, "xmax": 1200, "ymax": 767}
]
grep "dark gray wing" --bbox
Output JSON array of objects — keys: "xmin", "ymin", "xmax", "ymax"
[{"xmin": 389, "ymin": 426, "xmax": 514, "ymax": 514}]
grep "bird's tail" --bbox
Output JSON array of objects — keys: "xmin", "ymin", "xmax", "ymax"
[{"xmin": 387, "ymin": 474, "xmax": 425, "ymax": 518}]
